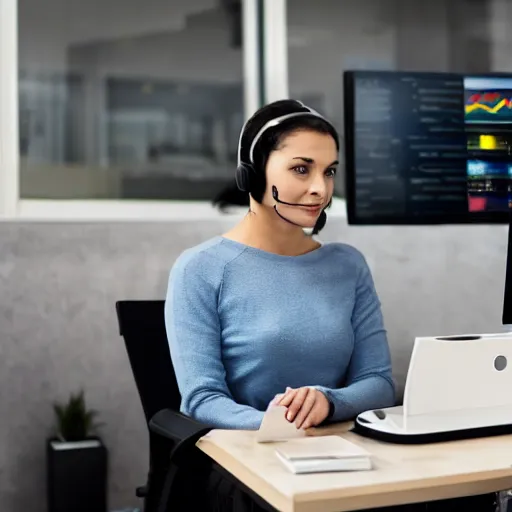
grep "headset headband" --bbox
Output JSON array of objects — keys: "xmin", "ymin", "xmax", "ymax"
[{"xmin": 237, "ymin": 101, "xmax": 330, "ymax": 167}]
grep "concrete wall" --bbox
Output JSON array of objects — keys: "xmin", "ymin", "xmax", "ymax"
[{"xmin": 0, "ymin": 216, "xmax": 506, "ymax": 511}]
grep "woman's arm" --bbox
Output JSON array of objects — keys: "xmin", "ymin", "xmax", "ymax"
[
  {"xmin": 165, "ymin": 254, "xmax": 264, "ymax": 430},
  {"xmin": 314, "ymin": 254, "xmax": 396, "ymax": 422}
]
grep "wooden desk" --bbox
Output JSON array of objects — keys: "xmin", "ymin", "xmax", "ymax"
[{"xmin": 196, "ymin": 422, "xmax": 512, "ymax": 512}]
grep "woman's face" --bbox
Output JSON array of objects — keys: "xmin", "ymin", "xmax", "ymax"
[{"xmin": 262, "ymin": 129, "xmax": 338, "ymax": 228}]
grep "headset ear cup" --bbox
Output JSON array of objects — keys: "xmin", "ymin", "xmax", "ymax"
[
  {"xmin": 235, "ymin": 163, "xmax": 253, "ymax": 192},
  {"xmin": 312, "ymin": 210, "xmax": 327, "ymax": 235}
]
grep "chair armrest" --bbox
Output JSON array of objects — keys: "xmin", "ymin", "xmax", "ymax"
[
  {"xmin": 149, "ymin": 409, "xmax": 211, "ymax": 443},
  {"xmin": 149, "ymin": 409, "xmax": 212, "ymax": 465},
  {"xmin": 149, "ymin": 410, "xmax": 215, "ymax": 510}
]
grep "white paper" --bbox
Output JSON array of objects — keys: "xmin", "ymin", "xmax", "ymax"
[{"xmin": 256, "ymin": 405, "xmax": 307, "ymax": 443}]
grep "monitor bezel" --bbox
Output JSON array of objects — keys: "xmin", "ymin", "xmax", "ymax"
[{"xmin": 343, "ymin": 69, "xmax": 512, "ymax": 226}]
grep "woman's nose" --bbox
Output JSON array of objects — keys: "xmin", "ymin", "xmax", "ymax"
[{"xmin": 308, "ymin": 174, "xmax": 328, "ymax": 198}]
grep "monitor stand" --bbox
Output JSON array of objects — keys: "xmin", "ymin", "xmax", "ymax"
[{"xmin": 503, "ymin": 210, "xmax": 512, "ymax": 326}]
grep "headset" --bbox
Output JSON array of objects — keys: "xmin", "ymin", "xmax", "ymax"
[{"xmin": 235, "ymin": 100, "xmax": 333, "ymax": 194}]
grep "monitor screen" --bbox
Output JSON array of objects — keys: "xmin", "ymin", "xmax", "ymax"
[{"xmin": 344, "ymin": 70, "xmax": 512, "ymax": 224}]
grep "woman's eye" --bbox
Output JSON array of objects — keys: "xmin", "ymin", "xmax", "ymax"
[
  {"xmin": 292, "ymin": 165, "xmax": 308, "ymax": 175},
  {"xmin": 326, "ymin": 168, "xmax": 337, "ymax": 177}
]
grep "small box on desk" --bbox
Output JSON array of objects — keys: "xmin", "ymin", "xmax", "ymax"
[{"xmin": 274, "ymin": 435, "xmax": 372, "ymax": 474}]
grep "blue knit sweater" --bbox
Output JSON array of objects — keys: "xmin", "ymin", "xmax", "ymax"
[{"xmin": 165, "ymin": 236, "xmax": 395, "ymax": 429}]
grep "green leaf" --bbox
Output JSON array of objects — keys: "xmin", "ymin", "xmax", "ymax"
[{"xmin": 52, "ymin": 389, "xmax": 103, "ymax": 442}]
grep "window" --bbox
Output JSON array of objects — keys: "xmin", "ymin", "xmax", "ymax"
[
  {"xmin": 5, "ymin": 0, "xmax": 509, "ymax": 218},
  {"xmin": 17, "ymin": 0, "xmax": 253, "ymax": 203},
  {"xmin": 286, "ymin": 0, "xmax": 510, "ymax": 196}
]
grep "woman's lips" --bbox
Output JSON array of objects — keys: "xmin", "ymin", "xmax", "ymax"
[{"xmin": 300, "ymin": 205, "xmax": 323, "ymax": 215}]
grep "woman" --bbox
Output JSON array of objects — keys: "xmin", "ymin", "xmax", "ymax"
[
  {"xmin": 166, "ymin": 99, "xmax": 395, "ymax": 433},
  {"xmin": 164, "ymin": 100, "xmax": 496, "ymax": 511}
]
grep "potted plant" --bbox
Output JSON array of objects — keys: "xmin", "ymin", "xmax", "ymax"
[{"xmin": 47, "ymin": 390, "xmax": 108, "ymax": 512}]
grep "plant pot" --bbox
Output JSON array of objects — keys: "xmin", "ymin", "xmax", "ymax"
[{"xmin": 46, "ymin": 436, "xmax": 108, "ymax": 512}]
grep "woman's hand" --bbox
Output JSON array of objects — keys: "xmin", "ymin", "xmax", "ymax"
[{"xmin": 275, "ymin": 386, "xmax": 330, "ymax": 429}]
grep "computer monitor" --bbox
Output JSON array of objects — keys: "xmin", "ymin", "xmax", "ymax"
[
  {"xmin": 344, "ymin": 70, "xmax": 512, "ymax": 225},
  {"xmin": 503, "ymin": 211, "xmax": 512, "ymax": 325}
]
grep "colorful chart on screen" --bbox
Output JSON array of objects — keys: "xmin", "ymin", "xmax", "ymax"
[{"xmin": 464, "ymin": 77, "xmax": 512, "ymax": 214}]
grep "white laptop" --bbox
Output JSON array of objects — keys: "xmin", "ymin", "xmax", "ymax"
[{"xmin": 354, "ymin": 332, "xmax": 512, "ymax": 443}]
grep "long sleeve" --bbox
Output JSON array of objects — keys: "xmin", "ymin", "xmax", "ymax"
[
  {"xmin": 315, "ymin": 255, "xmax": 395, "ymax": 422},
  {"xmin": 165, "ymin": 254, "xmax": 264, "ymax": 430}
]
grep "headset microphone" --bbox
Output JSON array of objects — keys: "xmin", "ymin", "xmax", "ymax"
[
  {"xmin": 271, "ymin": 185, "xmax": 324, "ymax": 229},
  {"xmin": 271, "ymin": 185, "xmax": 316, "ymax": 207}
]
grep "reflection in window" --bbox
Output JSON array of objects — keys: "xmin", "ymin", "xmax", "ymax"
[
  {"xmin": 18, "ymin": 0, "xmax": 244, "ymax": 200},
  {"xmin": 287, "ymin": 0, "xmax": 500, "ymax": 196}
]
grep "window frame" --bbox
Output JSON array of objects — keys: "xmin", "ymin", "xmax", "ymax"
[
  {"xmin": 262, "ymin": 0, "xmax": 289, "ymax": 103},
  {"xmin": 0, "ymin": 0, "xmax": 19, "ymax": 218}
]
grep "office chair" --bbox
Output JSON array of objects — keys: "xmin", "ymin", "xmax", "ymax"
[{"xmin": 115, "ymin": 300, "xmax": 213, "ymax": 512}]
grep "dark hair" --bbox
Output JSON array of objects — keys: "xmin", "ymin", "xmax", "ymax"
[{"xmin": 212, "ymin": 100, "xmax": 340, "ymax": 231}]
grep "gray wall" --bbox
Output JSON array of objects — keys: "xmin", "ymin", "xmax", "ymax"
[{"xmin": 0, "ymin": 218, "xmax": 506, "ymax": 511}]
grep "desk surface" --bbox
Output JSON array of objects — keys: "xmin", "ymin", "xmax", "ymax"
[{"xmin": 196, "ymin": 422, "xmax": 512, "ymax": 512}]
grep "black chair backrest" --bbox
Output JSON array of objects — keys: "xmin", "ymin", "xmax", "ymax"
[{"xmin": 116, "ymin": 300, "xmax": 181, "ymax": 423}]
